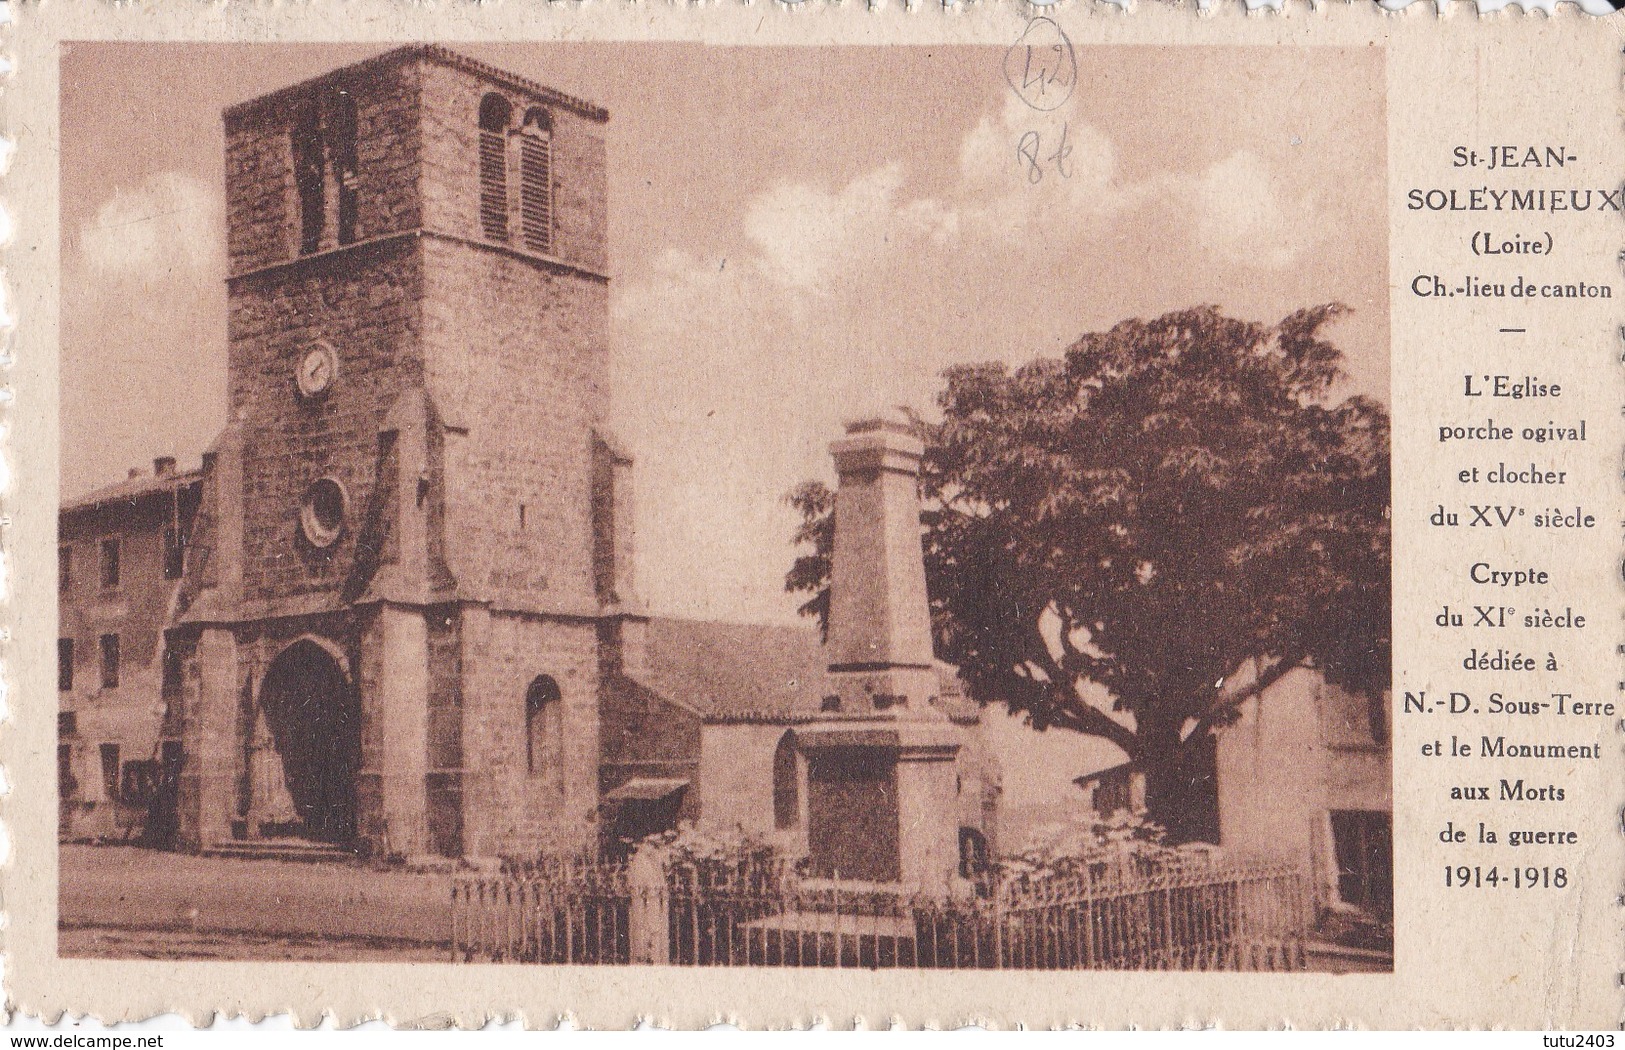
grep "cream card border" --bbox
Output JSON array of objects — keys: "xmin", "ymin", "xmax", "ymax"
[{"xmin": 5, "ymin": 0, "xmax": 1623, "ymax": 1029}]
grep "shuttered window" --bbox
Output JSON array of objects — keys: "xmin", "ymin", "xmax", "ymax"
[
  {"xmin": 479, "ymin": 130, "xmax": 508, "ymax": 241},
  {"xmin": 478, "ymin": 93, "xmax": 512, "ymax": 242},
  {"xmin": 99, "ymin": 634, "xmax": 120, "ymax": 689},
  {"xmin": 520, "ymin": 126, "xmax": 552, "ymax": 253},
  {"xmin": 1331, "ymin": 809, "xmax": 1393, "ymax": 914},
  {"xmin": 58, "ymin": 638, "xmax": 73, "ymax": 692}
]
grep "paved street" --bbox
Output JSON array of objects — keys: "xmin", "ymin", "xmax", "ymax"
[
  {"xmin": 59, "ymin": 844, "xmax": 454, "ymax": 961},
  {"xmin": 60, "ymin": 925, "xmax": 448, "ymax": 962}
]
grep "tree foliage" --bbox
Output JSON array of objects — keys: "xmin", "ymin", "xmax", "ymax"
[{"xmin": 786, "ymin": 305, "xmax": 1390, "ymax": 835}]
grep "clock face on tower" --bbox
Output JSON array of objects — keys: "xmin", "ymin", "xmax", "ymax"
[{"xmin": 297, "ymin": 343, "xmax": 339, "ymax": 398}]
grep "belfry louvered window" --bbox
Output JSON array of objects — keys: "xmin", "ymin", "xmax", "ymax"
[
  {"xmin": 293, "ymin": 101, "xmax": 324, "ymax": 255},
  {"xmin": 331, "ymin": 89, "xmax": 360, "ymax": 245},
  {"xmin": 478, "ymin": 93, "xmax": 512, "ymax": 242},
  {"xmin": 519, "ymin": 107, "xmax": 553, "ymax": 254}
]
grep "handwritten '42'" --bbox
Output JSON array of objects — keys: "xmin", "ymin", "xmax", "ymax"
[{"xmin": 1017, "ymin": 123, "xmax": 1073, "ymax": 184}]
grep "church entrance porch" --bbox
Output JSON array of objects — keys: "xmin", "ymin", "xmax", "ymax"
[{"xmin": 237, "ymin": 640, "xmax": 360, "ymax": 848}]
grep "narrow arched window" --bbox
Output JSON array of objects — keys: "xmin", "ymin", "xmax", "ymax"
[
  {"xmin": 478, "ymin": 93, "xmax": 512, "ymax": 242},
  {"xmin": 958, "ymin": 826, "xmax": 989, "ymax": 879},
  {"xmin": 293, "ymin": 100, "xmax": 324, "ymax": 255},
  {"xmin": 772, "ymin": 731, "xmax": 799, "ymax": 830},
  {"xmin": 519, "ymin": 107, "xmax": 553, "ymax": 254},
  {"xmin": 525, "ymin": 675, "xmax": 562, "ymax": 785},
  {"xmin": 330, "ymin": 89, "xmax": 359, "ymax": 245}
]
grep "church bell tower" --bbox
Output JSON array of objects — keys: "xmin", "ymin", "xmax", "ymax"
[{"xmin": 176, "ymin": 48, "xmax": 625, "ymax": 861}]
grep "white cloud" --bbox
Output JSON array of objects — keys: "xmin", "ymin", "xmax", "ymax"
[
  {"xmin": 955, "ymin": 95, "xmax": 1128, "ymax": 236},
  {"xmin": 726, "ymin": 97, "xmax": 1156, "ymax": 304},
  {"xmin": 77, "ymin": 171, "xmax": 222, "ymax": 280},
  {"xmin": 611, "ymin": 107, "xmax": 1333, "ymax": 621},
  {"xmin": 953, "ymin": 100, "xmax": 1321, "ymax": 268},
  {"xmin": 741, "ymin": 164, "xmax": 918, "ymax": 292},
  {"xmin": 1188, "ymin": 150, "xmax": 1322, "ymax": 268}
]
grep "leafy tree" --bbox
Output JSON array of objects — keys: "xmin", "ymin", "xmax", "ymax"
[{"xmin": 787, "ymin": 305, "xmax": 1389, "ymax": 840}]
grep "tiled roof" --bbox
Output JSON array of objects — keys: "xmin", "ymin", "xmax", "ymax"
[
  {"xmin": 637, "ymin": 616, "xmax": 980, "ymax": 724},
  {"xmin": 1073, "ymin": 759, "xmax": 1137, "ymax": 788},
  {"xmin": 641, "ymin": 617, "xmax": 829, "ymax": 721},
  {"xmin": 61, "ymin": 469, "xmax": 202, "ymax": 516}
]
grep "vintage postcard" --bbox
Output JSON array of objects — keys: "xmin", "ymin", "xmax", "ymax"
[{"xmin": 2, "ymin": 0, "xmax": 1622, "ymax": 1029}]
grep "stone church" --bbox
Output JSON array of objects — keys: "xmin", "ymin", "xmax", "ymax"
[{"xmin": 59, "ymin": 46, "xmax": 999, "ymax": 884}]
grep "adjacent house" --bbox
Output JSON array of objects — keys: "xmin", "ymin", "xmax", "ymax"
[
  {"xmin": 1215, "ymin": 669, "xmax": 1392, "ymax": 927},
  {"xmin": 1077, "ymin": 668, "xmax": 1392, "ymax": 931},
  {"xmin": 58, "ymin": 458, "xmax": 201, "ymax": 842}
]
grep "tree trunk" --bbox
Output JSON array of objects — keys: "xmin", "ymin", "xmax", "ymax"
[{"xmin": 1137, "ymin": 730, "xmax": 1220, "ymax": 845}]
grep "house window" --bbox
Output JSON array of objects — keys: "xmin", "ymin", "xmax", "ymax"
[
  {"xmin": 330, "ymin": 89, "xmax": 360, "ymax": 245},
  {"xmin": 99, "ymin": 634, "xmax": 120, "ymax": 689},
  {"xmin": 98, "ymin": 538, "xmax": 120, "ymax": 590},
  {"xmin": 161, "ymin": 645, "xmax": 184, "ymax": 699},
  {"xmin": 163, "ymin": 526, "xmax": 187, "ymax": 580},
  {"xmin": 58, "ymin": 744, "xmax": 76, "ymax": 799},
  {"xmin": 478, "ymin": 93, "xmax": 512, "ymax": 242},
  {"xmin": 1330, "ymin": 809, "xmax": 1393, "ymax": 916},
  {"xmin": 293, "ymin": 100, "xmax": 325, "ymax": 255},
  {"xmin": 99, "ymin": 742, "xmax": 120, "ymax": 802},
  {"xmin": 772, "ymin": 731, "xmax": 799, "ymax": 831},
  {"xmin": 58, "ymin": 545, "xmax": 72, "ymax": 593},
  {"xmin": 524, "ymin": 675, "xmax": 562, "ymax": 784},
  {"xmin": 1367, "ymin": 692, "xmax": 1389, "ymax": 746},
  {"xmin": 519, "ymin": 107, "xmax": 553, "ymax": 254},
  {"xmin": 58, "ymin": 638, "xmax": 73, "ymax": 692}
]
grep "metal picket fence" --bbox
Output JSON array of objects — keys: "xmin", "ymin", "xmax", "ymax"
[
  {"xmin": 452, "ymin": 856, "xmax": 1306, "ymax": 971},
  {"xmin": 451, "ymin": 856, "xmax": 633, "ymax": 964}
]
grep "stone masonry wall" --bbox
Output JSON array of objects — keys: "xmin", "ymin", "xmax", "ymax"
[
  {"xmin": 224, "ymin": 55, "xmax": 423, "ymax": 274},
  {"xmin": 416, "ymin": 60, "xmax": 607, "ymax": 273},
  {"xmin": 414, "ymin": 57, "xmax": 610, "ymax": 618},
  {"xmin": 214, "ymin": 49, "xmax": 614, "ymax": 860},
  {"xmin": 420, "ymin": 240, "xmax": 609, "ymax": 617},
  {"xmin": 458, "ymin": 606, "xmax": 600, "ymax": 858},
  {"xmin": 228, "ymin": 242, "xmax": 424, "ymax": 606},
  {"xmin": 224, "ymin": 53, "xmax": 432, "ymax": 609}
]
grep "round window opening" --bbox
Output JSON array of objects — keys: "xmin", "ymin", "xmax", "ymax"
[{"xmin": 300, "ymin": 477, "xmax": 348, "ymax": 549}]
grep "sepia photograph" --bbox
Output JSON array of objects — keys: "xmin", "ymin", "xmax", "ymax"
[{"xmin": 56, "ymin": 39, "xmax": 1391, "ymax": 973}]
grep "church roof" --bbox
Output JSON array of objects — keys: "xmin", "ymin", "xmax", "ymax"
[
  {"xmin": 638, "ymin": 616, "xmax": 980, "ymax": 724},
  {"xmin": 641, "ymin": 617, "xmax": 829, "ymax": 721}
]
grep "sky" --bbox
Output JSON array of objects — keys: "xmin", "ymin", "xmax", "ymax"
[{"xmin": 60, "ymin": 41, "xmax": 1388, "ymax": 824}]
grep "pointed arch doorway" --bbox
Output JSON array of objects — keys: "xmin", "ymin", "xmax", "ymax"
[{"xmin": 245, "ymin": 639, "xmax": 361, "ymax": 846}]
